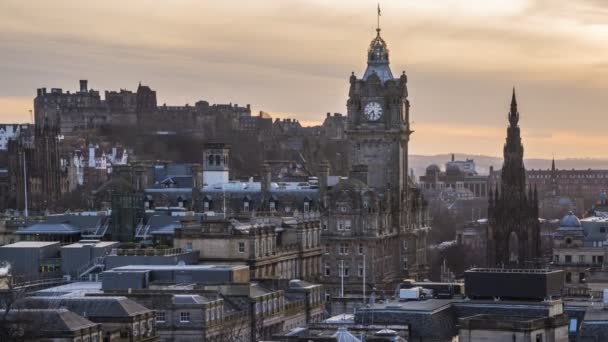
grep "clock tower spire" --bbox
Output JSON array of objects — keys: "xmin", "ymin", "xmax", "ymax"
[{"xmin": 346, "ymin": 10, "xmax": 412, "ymax": 214}]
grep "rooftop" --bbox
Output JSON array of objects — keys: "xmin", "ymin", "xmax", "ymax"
[
  {"xmin": 0, "ymin": 241, "xmax": 60, "ymax": 248},
  {"xmin": 111, "ymin": 264, "xmax": 248, "ymax": 272}
]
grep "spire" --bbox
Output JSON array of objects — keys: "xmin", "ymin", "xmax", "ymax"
[
  {"xmin": 362, "ymin": 3, "xmax": 393, "ymax": 82},
  {"xmin": 377, "ymin": 3, "xmax": 381, "ymax": 34},
  {"xmin": 509, "ymin": 87, "xmax": 519, "ymax": 126},
  {"xmin": 551, "ymin": 155, "xmax": 556, "ymax": 172}
]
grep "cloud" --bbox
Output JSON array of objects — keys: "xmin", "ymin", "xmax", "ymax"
[{"xmin": 1, "ymin": 0, "xmax": 607, "ymax": 157}]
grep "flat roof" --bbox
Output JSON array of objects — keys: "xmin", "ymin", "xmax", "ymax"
[
  {"xmin": 361, "ymin": 299, "xmax": 456, "ymax": 313},
  {"xmin": 1, "ymin": 241, "xmax": 60, "ymax": 248},
  {"xmin": 111, "ymin": 264, "xmax": 249, "ymax": 271},
  {"xmin": 62, "ymin": 241, "xmax": 119, "ymax": 248}
]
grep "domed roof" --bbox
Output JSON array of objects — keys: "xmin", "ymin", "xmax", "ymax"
[
  {"xmin": 362, "ymin": 29, "xmax": 394, "ymax": 83},
  {"xmin": 333, "ymin": 327, "xmax": 362, "ymax": 342},
  {"xmin": 560, "ymin": 211, "xmax": 581, "ymax": 228},
  {"xmin": 426, "ymin": 164, "xmax": 440, "ymax": 175}
]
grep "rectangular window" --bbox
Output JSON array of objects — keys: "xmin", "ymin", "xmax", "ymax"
[
  {"xmin": 304, "ymin": 202, "xmax": 310, "ymax": 212},
  {"xmin": 579, "ymin": 272, "xmax": 585, "ymax": 283},
  {"xmin": 599, "ymin": 256, "xmax": 604, "ymax": 264},
  {"xmin": 554, "ymin": 255, "xmax": 559, "ymax": 263},
  {"xmin": 339, "ymin": 243, "xmax": 348, "ymax": 255},
  {"xmin": 579, "ymin": 255, "xmax": 585, "ymax": 264},
  {"xmin": 133, "ymin": 323, "xmax": 139, "ymax": 336},
  {"xmin": 325, "ymin": 263, "xmax": 331, "ymax": 276},
  {"xmin": 238, "ymin": 241, "xmax": 245, "ymax": 253},
  {"xmin": 324, "ymin": 244, "xmax": 330, "ymax": 255},
  {"xmin": 244, "ymin": 201, "xmax": 250, "ymax": 211},
  {"xmin": 565, "ymin": 255, "xmax": 572, "ymax": 263},
  {"xmin": 358, "ymin": 264, "xmax": 364, "ymax": 277},
  {"xmin": 358, "ymin": 244, "xmax": 364, "ymax": 255},
  {"xmin": 566, "ymin": 272, "xmax": 572, "ymax": 283},
  {"xmin": 341, "ymin": 266, "xmax": 349, "ymax": 277},
  {"xmin": 180, "ymin": 311, "xmax": 190, "ymax": 323},
  {"xmin": 344, "ymin": 220, "xmax": 351, "ymax": 230},
  {"xmin": 186, "ymin": 242, "xmax": 193, "ymax": 252},
  {"xmin": 156, "ymin": 311, "xmax": 166, "ymax": 323},
  {"xmin": 269, "ymin": 201, "xmax": 276, "ymax": 211}
]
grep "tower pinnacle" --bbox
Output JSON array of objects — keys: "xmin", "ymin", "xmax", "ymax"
[{"xmin": 509, "ymin": 87, "xmax": 519, "ymax": 126}]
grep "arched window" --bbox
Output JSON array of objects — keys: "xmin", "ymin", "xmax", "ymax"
[{"xmin": 208, "ymin": 154, "xmax": 214, "ymax": 166}]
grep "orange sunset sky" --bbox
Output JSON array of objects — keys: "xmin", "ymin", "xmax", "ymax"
[{"xmin": 1, "ymin": 0, "xmax": 608, "ymax": 158}]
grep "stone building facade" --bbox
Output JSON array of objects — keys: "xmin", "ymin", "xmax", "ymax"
[
  {"xmin": 320, "ymin": 24, "xmax": 430, "ymax": 297},
  {"xmin": 487, "ymin": 90, "xmax": 541, "ymax": 267},
  {"xmin": 174, "ymin": 214, "xmax": 323, "ymax": 282}
]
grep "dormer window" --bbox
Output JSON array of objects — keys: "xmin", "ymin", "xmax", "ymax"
[{"xmin": 244, "ymin": 201, "xmax": 250, "ymax": 211}]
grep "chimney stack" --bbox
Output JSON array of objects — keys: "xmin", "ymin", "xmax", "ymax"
[
  {"xmin": 80, "ymin": 80, "xmax": 88, "ymax": 93},
  {"xmin": 318, "ymin": 160, "xmax": 330, "ymax": 208}
]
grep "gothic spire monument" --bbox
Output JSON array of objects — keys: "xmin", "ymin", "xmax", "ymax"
[{"xmin": 487, "ymin": 89, "xmax": 541, "ymax": 267}]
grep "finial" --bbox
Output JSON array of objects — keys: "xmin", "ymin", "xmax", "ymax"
[
  {"xmin": 377, "ymin": 3, "xmax": 381, "ymax": 34},
  {"xmin": 511, "ymin": 87, "xmax": 517, "ymax": 107}
]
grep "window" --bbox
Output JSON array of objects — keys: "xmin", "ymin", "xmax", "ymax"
[
  {"xmin": 536, "ymin": 333, "xmax": 543, "ymax": 342},
  {"xmin": 186, "ymin": 242, "xmax": 193, "ymax": 252},
  {"xmin": 600, "ymin": 227, "xmax": 606, "ymax": 233},
  {"xmin": 244, "ymin": 201, "xmax": 250, "ymax": 211},
  {"xmin": 565, "ymin": 255, "xmax": 572, "ymax": 263},
  {"xmin": 554, "ymin": 255, "xmax": 559, "ymax": 263},
  {"xmin": 304, "ymin": 201, "xmax": 310, "ymax": 212},
  {"xmin": 579, "ymin": 255, "xmax": 585, "ymax": 264},
  {"xmin": 322, "ymin": 223, "xmax": 327, "ymax": 230},
  {"xmin": 269, "ymin": 201, "xmax": 276, "ymax": 211},
  {"xmin": 340, "ymin": 265, "xmax": 349, "ymax": 277},
  {"xmin": 339, "ymin": 243, "xmax": 348, "ymax": 255},
  {"xmin": 180, "ymin": 311, "xmax": 190, "ymax": 323},
  {"xmin": 566, "ymin": 272, "xmax": 572, "ymax": 283},
  {"xmin": 324, "ymin": 244, "xmax": 330, "ymax": 255},
  {"xmin": 133, "ymin": 323, "xmax": 139, "ymax": 336},
  {"xmin": 599, "ymin": 255, "xmax": 604, "ymax": 264},
  {"xmin": 358, "ymin": 244, "xmax": 364, "ymax": 255},
  {"xmin": 238, "ymin": 241, "xmax": 245, "ymax": 253},
  {"xmin": 204, "ymin": 201, "xmax": 210, "ymax": 211},
  {"xmin": 358, "ymin": 264, "xmax": 364, "ymax": 277},
  {"xmin": 324, "ymin": 264, "xmax": 331, "ymax": 276},
  {"xmin": 579, "ymin": 272, "xmax": 586, "ymax": 283},
  {"xmin": 156, "ymin": 311, "xmax": 166, "ymax": 323}
]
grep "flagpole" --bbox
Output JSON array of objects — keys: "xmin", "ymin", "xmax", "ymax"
[
  {"xmin": 341, "ymin": 260, "xmax": 344, "ymax": 298},
  {"xmin": 363, "ymin": 254, "xmax": 366, "ymax": 304}
]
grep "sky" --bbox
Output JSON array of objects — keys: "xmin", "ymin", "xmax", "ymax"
[{"xmin": 1, "ymin": 0, "xmax": 608, "ymax": 158}]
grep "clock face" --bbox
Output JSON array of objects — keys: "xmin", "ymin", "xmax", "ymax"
[{"xmin": 364, "ymin": 102, "xmax": 383, "ymax": 121}]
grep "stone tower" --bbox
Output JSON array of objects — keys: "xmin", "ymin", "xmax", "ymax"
[
  {"xmin": 487, "ymin": 89, "xmax": 541, "ymax": 267},
  {"xmin": 346, "ymin": 25, "xmax": 412, "ymax": 223}
]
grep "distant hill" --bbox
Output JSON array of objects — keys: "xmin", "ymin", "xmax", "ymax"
[{"xmin": 410, "ymin": 154, "xmax": 608, "ymax": 178}]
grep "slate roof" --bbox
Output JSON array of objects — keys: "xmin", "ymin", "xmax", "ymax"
[
  {"xmin": 7, "ymin": 308, "xmax": 98, "ymax": 333},
  {"xmin": 21, "ymin": 296, "xmax": 152, "ymax": 318},
  {"xmin": 173, "ymin": 294, "xmax": 210, "ymax": 305},
  {"xmin": 17, "ymin": 223, "xmax": 82, "ymax": 235},
  {"xmin": 18, "ymin": 214, "xmax": 105, "ymax": 235}
]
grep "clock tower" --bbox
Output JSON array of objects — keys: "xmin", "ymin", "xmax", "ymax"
[{"xmin": 346, "ymin": 25, "xmax": 412, "ymax": 211}]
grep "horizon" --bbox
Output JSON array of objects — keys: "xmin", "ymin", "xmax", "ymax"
[{"xmin": 2, "ymin": 0, "xmax": 608, "ymax": 158}]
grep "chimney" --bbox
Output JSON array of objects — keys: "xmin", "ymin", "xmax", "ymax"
[
  {"xmin": 327, "ymin": 112, "xmax": 331, "ymax": 118},
  {"xmin": 318, "ymin": 161, "xmax": 330, "ymax": 208},
  {"xmin": 451, "ymin": 153, "xmax": 455, "ymax": 162},
  {"xmin": 37, "ymin": 89, "xmax": 42, "ymax": 97},
  {"xmin": 80, "ymin": 80, "xmax": 88, "ymax": 93},
  {"xmin": 349, "ymin": 164, "xmax": 368, "ymax": 184}
]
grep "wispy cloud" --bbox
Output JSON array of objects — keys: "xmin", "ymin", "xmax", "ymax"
[{"xmin": 1, "ymin": 0, "xmax": 607, "ymax": 157}]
